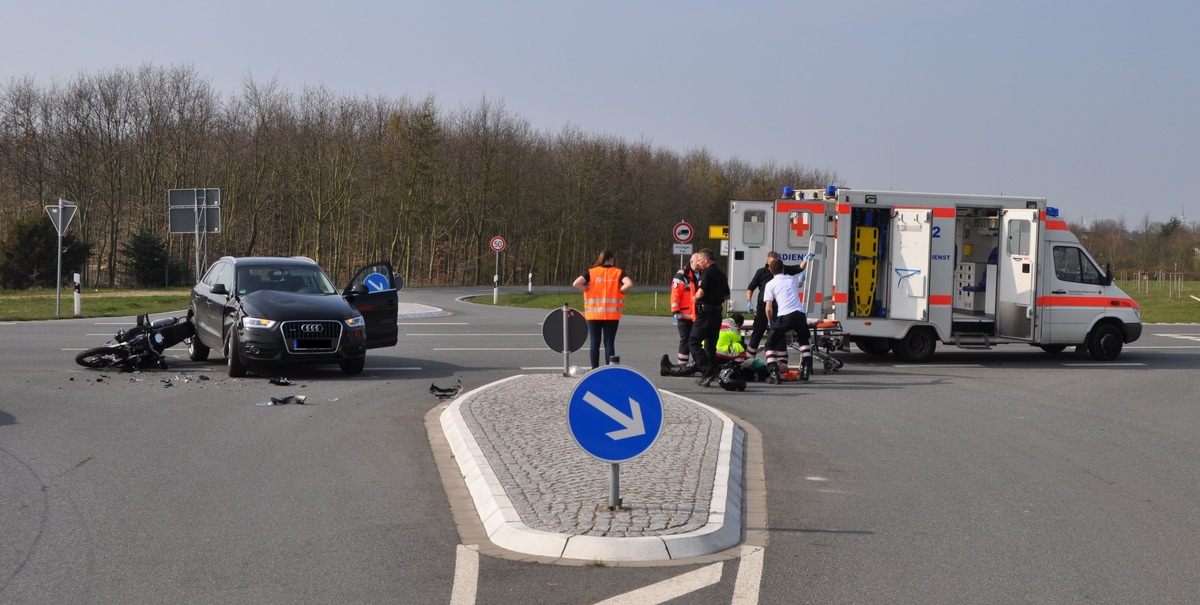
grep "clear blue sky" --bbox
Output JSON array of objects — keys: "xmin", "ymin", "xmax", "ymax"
[{"xmin": 4, "ymin": 0, "xmax": 1196, "ymax": 226}]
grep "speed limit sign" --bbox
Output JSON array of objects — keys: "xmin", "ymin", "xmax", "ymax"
[{"xmin": 490, "ymin": 236, "xmax": 507, "ymax": 252}]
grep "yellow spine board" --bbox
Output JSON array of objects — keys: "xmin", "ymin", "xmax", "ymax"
[{"xmin": 853, "ymin": 225, "xmax": 880, "ymax": 316}]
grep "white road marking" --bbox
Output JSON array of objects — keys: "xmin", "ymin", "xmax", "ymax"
[
  {"xmin": 1063, "ymin": 363, "xmax": 1145, "ymax": 367},
  {"xmin": 407, "ymin": 333, "xmax": 540, "ymax": 336},
  {"xmin": 732, "ymin": 545, "xmax": 765, "ymax": 605},
  {"xmin": 449, "ymin": 544, "xmax": 478, "ymax": 605},
  {"xmin": 891, "ymin": 364, "xmax": 982, "ymax": 368},
  {"xmin": 592, "ymin": 562, "xmax": 724, "ymax": 605},
  {"xmin": 400, "ymin": 322, "xmax": 468, "ymax": 325},
  {"xmin": 433, "ymin": 348, "xmax": 547, "ymax": 351},
  {"xmin": 520, "ymin": 366, "xmax": 565, "ymax": 370}
]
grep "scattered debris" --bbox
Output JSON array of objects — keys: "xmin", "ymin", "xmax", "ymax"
[
  {"xmin": 269, "ymin": 377, "xmax": 293, "ymax": 386},
  {"xmin": 257, "ymin": 395, "xmax": 308, "ymax": 406},
  {"xmin": 430, "ymin": 379, "xmax": 462, "ymax": 400}
]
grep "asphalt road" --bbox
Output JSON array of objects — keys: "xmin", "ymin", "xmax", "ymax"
[{"xmin": 2, "ymin": 287, "xmax": 1198, "ymax": 604}]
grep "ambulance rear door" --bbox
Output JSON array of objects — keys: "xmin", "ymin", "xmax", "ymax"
[
  {"xmin": 887, "ymin": 209, "xmax": 932, "ymax": 321},
  {"xmin": 997, "ymin": 208, "xmax": 1039, "ymax": 340},
  {"xmin": 728, "ymin": 201, "xmax": 775, "ymax": 294}
]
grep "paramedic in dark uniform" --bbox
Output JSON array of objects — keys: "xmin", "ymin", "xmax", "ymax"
[
  {"xmin": 745, "ymin": 251, "xmax": 806, "ymax": 356},
  {"xmin": 688, "ymin": 248, "xmax": 730, "ymax": 386}
]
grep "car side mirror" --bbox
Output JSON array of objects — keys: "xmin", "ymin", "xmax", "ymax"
[
  {"xmin": 1102, "ymin": 263, "xmax": 1113, "ymax": 286},
  {"xmin": 348, "ymin": 284, "xmax": 369, "ymax": 296},
  {"xmin": 211, "ymin": 283, "xmax": 229, "ymax": 296}
]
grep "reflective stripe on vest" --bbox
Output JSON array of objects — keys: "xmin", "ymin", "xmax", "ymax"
[{"xmin": 583, "ymin": 266, "xmax": 624, "ymax": 320}]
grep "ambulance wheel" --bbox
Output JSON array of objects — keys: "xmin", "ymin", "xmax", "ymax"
[
  {"xmin": 1039, "ymin": 344, "xmax": 1068, "ymax": 354},
  {"xmin": 1086, "ymin": 324, "xmax": 1124, "ymax": 361},
  {"xmin": 855, "ymin": 337, "xmax": 891, "ymax": 356},
  {"xmin": 894, "ymin": 328, "xmax": 937, "ymax": 363}
]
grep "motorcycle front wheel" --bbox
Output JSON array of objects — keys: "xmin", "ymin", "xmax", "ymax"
[{"xmin": 75, "ymin": 346, "xmax": 129, "ymax": 369}]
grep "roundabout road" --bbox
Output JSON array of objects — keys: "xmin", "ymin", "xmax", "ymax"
[{"xmin": 2, "ymin": 288, "xmax": 1198, "ymax": 604}]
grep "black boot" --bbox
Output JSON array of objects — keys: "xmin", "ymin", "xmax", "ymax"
[
  {"xmin": 660, "ymin": 354, "xmax": 673, "ymax": 376},
  {"xmin": 668, "ymin": 362, "xmax": 698, "ymax": 377}
]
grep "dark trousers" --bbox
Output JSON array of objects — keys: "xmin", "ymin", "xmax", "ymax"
[
  {"xmin": 587, "ymin": 319, "xmax": 619, "ymax": 369},
  {"xmin": 688, "ymin": 307, "xmax": 723, "ymax": 375},
  {"xmin": 676, "ymin": 319, "xmax": 693, "ymax": 363},
  {"xmin": 747, "ymin": 301, "xmax": 769, "ymax": 353},
  {"xmin": 764, "ymin": 310, "xmax": 810, "ymax": 364}
]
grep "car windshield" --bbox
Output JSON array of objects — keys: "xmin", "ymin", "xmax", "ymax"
[{"xmin": 236, "ymin": 265, "xmax": 337, "ymax": 296}]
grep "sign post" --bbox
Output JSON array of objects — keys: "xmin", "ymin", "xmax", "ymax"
[
  {"xmin": 45, "ymin": 199, "xmax": 78, "ymax": 317},
  {"xmin": 168, "ymin": 188, "xmax": 221, "ymax": 281},
  {"xmin": 567, "ymin": 366, "xmax": 664, "ymax": 509},
  {"xmin": 490, "ymin": 236, "xmax": 507, "ymax": 304},
  {"xmin": 542, "ymin": 305, "xmax": 587, "ymax": 376},
  {"xmin": 673, "ymin": 220, "xmax": 694, "ymax": 270}
]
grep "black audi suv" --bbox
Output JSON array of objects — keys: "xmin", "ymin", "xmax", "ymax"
[{"xmin": 188, "ymin": 256, "xmax": 400, "ymax": 376}]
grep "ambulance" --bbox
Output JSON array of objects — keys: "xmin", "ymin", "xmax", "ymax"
[{"xmin": 728, "ymin": 187, "xmax": 1142, "ymax": 362}]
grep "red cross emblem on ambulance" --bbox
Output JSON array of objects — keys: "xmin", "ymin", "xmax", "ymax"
[{"xmin": 790, "ymin": 211, "xmax": 811, "ymax": 239}]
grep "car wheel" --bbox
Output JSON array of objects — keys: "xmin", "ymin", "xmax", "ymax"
[
  {"xmin": 340, "ymin": 357, "xmax": 365, "ymax": 375},
  {"xmin": 894, "ymin": 328, "xmax": 937, "ymax": 363},
  {"xmin": 855, "ymin": 337, "xmax": 892, "ymax": 356},
  {"xmin": 1086, "ymin": 324, "xmax": 1124, "ymax": 361},
  {"xmin": 227, "ymin": 330, "xmax": 247, "ymax": 377},
  {"xmin": 188, "ymin": 337, "xmax": 210, "ymax": 362}
]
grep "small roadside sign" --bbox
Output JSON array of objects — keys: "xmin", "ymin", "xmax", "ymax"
[
  {"xmin": 542, "ymin": 306, "xmax": 587, "ymax": 353},
  {"xmin": 490, "ymin": 236, "xmax": 507, "ymax": 252},
  {"xmin": 45, "ymin": 200, "xmax": 77, "ymax": 236},
  {"xmin": 673, "ymin": 243, "xmax": 693, "ymax": 256},
  {"xmin": 364, "ymin": 273, "xmax": 390, "ymax": 292},
  {"xmin": 673, "ymin": 221, "xmax": 694, "ymax": 244}
]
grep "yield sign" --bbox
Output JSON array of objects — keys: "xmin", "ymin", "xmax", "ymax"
[
  {"xmin": 567, "ymin": 366, "xmax": 663, "ymax": 463},
  {"xmin": 46, "ymin": 201, "xmax": 77, "ymax": 236}
]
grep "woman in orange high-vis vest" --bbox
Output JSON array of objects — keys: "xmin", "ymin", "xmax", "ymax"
[{"xmin": 572, "ymin": 250, "xmax": 635, "ymax": 369}]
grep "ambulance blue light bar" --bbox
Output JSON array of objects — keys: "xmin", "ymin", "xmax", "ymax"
[
  {"xmin": 782, "ymin": 187, "xmax": 795, "ymax": 198},
  {"xmin": 1046, "ymin": 207, "xmax": 1059, "ymax": 217}
]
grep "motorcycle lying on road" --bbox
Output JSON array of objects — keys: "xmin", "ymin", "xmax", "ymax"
[{"xmin": 75, "ymin": 314, "xmax": 194, "ymax": 371}]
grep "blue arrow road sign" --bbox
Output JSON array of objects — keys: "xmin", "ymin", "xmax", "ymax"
[
  {"xmin": 567, "ymin": 366, "xmax": 663, "ymax": 463},
  {"xmin": 363, "ymin": 272, "xmax": 390, "ymax": 292}
]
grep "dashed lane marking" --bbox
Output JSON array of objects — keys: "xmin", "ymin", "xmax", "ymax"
[{"xmin": 450, "ymin": 544, "xmax": 478, "ymax": 605}]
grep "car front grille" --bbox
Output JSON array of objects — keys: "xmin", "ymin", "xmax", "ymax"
[{"xmin": 281, "ymin": 320, "xmax": 343, "ymax": 353}]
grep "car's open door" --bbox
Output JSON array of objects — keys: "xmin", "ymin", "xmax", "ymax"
[{"xmin": 343, "ymin": 261, "xmax": 400, "ymax": 349}]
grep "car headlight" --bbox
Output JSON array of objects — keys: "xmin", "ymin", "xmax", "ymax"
[
  {"xmin": 344, "ymin": 315, "xmax": 365, "ymax": 329},
  {"xmin": 242, "ymin": 317, "xmax": 278, "ymax": 330}
]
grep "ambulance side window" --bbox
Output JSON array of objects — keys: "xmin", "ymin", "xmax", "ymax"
[
  {"xmin": 743, "ymin": 210, "xmax": 767, "ymax": 246},
  {"xmin": 786, "ymin": 211, "xmax": 812, "ymax": 249},
  {"xmin": 1007, "ymin": 219, "xmax": 1032, "ymax": 256},
  {"xmin": 1053, "ymin": 246, "xmax": 1103, "ymax": 285}
]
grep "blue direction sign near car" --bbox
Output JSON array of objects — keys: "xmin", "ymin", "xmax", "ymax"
[
  {"xmin": 363, "ymin": 272, "xmax": 390, "ymax": 292},
  {"xmin": 567, "ymin": 366, "xmax": 663, "ymax": 463}
]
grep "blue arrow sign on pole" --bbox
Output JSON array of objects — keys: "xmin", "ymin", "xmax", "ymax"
[
  {"xmin": 363, "ymin": 272, "xmax": 390, "ymax": 292},
  {"xmin": 567, "ymin": 366, "xmax": 663, "ymax": 463}
]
